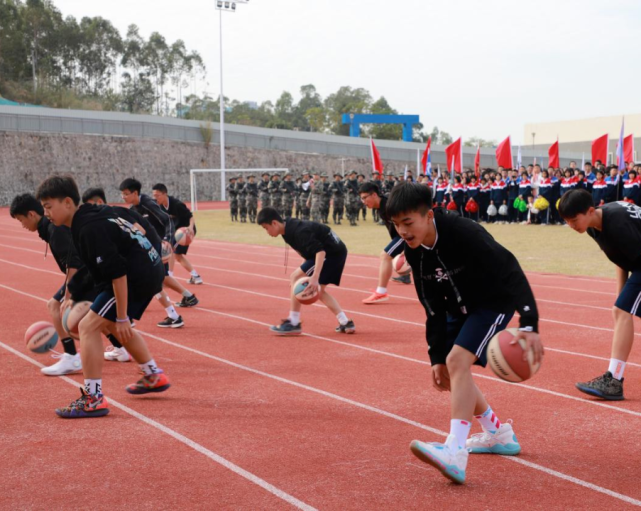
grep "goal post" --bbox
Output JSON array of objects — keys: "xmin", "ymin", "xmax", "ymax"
[{"xmin": 189, "ymin": 168, "xmax": 289, "ymax": 211}]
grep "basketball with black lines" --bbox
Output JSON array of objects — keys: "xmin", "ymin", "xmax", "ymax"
[{"xmin": 487, "ymin": 328, "xmax": 541, "ymax": 383}]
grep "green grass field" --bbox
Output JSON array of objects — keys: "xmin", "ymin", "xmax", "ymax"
[{"xmin": 194, "ymin": 210, "xmax": 615, "ymax": 278}]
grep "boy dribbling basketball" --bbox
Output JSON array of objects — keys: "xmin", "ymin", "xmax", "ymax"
[
  {"xmin": 257, "ymin": 207, "xmax": 355, "ymax": 335},
  {"xmin": 386, "ymin": 182, "xmax": 543, "ymax": 484}
]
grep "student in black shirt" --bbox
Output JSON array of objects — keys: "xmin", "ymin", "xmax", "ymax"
[
  {"xmin": 560, "ymin": 189, "xmax": 641, "ymax": 400},
  {"xmin": 358, "ymin": 182, "xmax": 411, "ymax": 306},
  {"xmin": 386, "ymin": 182, "xmax": 542, "ymax": 485},
  {"xmin": 151, "ymin": 183, "xmax": 203, "ymax": 285},
  {"xmin": 36, "ymin": 175, "xmax": 171, "ymax": 418},
  {"xmin": 119, "ymin": 178, "xmax": 198, "ymax": 316},
  {"xmin": 10, "ymin": 194, "xmax": 84, "ymax": 376},
  {"xmin": 257, "ymin": 207, "xmax": 355, "ymax": 336}
]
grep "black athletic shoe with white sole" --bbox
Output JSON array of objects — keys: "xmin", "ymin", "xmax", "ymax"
[
  {"xmin": 335, "ymin": 320, "xmax": 356, "ymax": 334},
  {"xmin": 175, "ymin": 295, "xmax": 199, "ymax": 308},
  {"xmin": 157, "ymin": 316, "xmax": 184, "ymax": 328}
]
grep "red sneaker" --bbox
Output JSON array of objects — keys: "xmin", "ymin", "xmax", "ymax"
[
  {"xmin": 362, "ymin": 292, "xmax": 389, "ymax": 304},
  {"xmin": 126, "ymin": 371, "xmax": 171, "ymax": 395},
  {"xmin": 56, "ymin": 388, "xmax": 110, "ymax": 418}
]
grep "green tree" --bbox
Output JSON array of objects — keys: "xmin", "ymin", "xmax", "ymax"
[
  {"xmin": 324, "ymin": 86, "xmax": 372, "ymax": 136},
  {"xmin": 464, "ymin": 136, "xmax": 496, "ymax": 148}
]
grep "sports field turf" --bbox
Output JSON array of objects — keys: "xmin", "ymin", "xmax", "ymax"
[{"xmin": 194, "ymin": 210, "xmax": 613, "ymax": 278}]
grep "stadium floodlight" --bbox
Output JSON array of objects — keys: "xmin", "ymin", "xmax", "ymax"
[
  {"xmin": 190, "ymin": 168, "xmax": 288, "ymax": 211},
  {"xmin": 214, "ymin": 0, "xmax": 251, "ymax": 186}
]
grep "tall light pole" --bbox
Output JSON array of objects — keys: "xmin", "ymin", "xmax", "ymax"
[{"xmin": 215, "ymin": 0, "xmax": 250, "ymax": 199}]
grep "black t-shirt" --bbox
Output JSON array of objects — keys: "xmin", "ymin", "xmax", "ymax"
[
  {"xmin": 588, "ymin": 202, "xmax": 641, "ymax": 272},
  {"xmin": 283, "ymin": 218, "xmax": 347, "ymax": 261},
  {"xmin": 161, "ymin": 196, "xmax": 193, "ymax": 229},
  {"xmin": 131, "ymin": 194, "xmax": 172, "ymax": 241}
]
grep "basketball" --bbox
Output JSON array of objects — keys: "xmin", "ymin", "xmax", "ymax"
[
  {"xmin": 25, "ymin": 321, "xmax": 58, "ymax": 353},
  {"xmin": 175, "ymin": 227, "xmax": 194, "ymax": 247},
  {"xmin": 487, "ymin": 328, "xmax": 541, "ymax": 383},
  {"xmin": 293, "ymin": 277, "xmax": 320, "ymax": 305},
  {"xmin": 62, "ymin": 301, "xmax": 92, "ymax": 340},
  {"xmin": 393, "ymin": 253, "xmax": 411, "ymax": 276}
]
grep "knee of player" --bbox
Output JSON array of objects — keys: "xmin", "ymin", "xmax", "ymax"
[
  {"xmin": 613, "ymin": 306, "xmax": 633, "ymax": 321},
  {"xmin": 47, "ymin": 298, "xmax": 60, "ymax": 316},
  {"xmin": 445, "ymin": 350, "xmax": 472, "ymax": 375},
  {"xmin": 78, "ymin": 312, "xmax": 102, "ymax": 336}
]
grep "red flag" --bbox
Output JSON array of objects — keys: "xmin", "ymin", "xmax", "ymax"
[
  {"xmin": 548, "ymin": 139, "xmax": 560, "ymax": 168},
  {"xmin": 624, "ymin": 134, "xmax": 634, "ymax": 167},
  {"xmin": 591, "ymin": 134, "xmax": 608, "ymax": 165},
  {"xmin": 421, "ymin": 136, "xmax": 431, "ymax": 175},
  {"xmin": 445, "ymin": 137, "xmax": 462, "ymax": 174},
  {"xmin": 495, "ymin": 136, "xmax": 513, "ymax": 169},
  {"xmin": 370, "ymin": 138, "xmax": 384, "ymax": 175},
  {"xmin": 474, "ymin": 144, "xmax": 480, "ymax": 178}
]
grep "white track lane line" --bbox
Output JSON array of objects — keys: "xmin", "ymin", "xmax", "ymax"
[{"xmin": 0, "ymin": 341, "xmax": 316, "ymax": 511}]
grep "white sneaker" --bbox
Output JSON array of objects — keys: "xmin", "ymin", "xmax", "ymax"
[
  {"xmin": 41, "ymin": 352, "xmax": 82, "ymax": 376},
  {"xmin": 466, "ymin": 421, "xmax": 521, "ymax": 455},
  {"xmin": 410, "ymin": 435, "xmax": 469, "ymax": 484},
  {"xmin": 104, "ymin": 346, "xmax": 132, "ymax": 362},
  {"xmin": 188, "ymin": 275, "xmax": 203, "ymax": 285}
]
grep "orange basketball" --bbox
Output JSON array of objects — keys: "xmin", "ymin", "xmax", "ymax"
[
  {"xmin": 25, "ymin": 321, "xmax": 58, "ymax": 353},
  {"xmin": 293, "ymin": 277, "xmax": 320, "ymax": 305},
  {"xmin": 487, "ymin": 328, "xmax": 541, "ymax": 383},
  {"xmin": 393, "ymin": 253, "xmax": 411, "ymax": 276},
  {"xmin": 62, "ymin": 301, "xmax": 92, "ymax": 340}
]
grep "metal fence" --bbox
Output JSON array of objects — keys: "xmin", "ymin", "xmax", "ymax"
[{"xmin": 0, "ymin": 105, "xmax": 586, "ymax": 167}]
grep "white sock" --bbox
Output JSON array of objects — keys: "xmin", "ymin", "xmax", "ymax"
[
  {"xmin": 165, "ymin": 305, "xmax": 179, "ymax": 320},
  {"xmin": 167, "ymin": 270, "xmax": 174, "ymax": 277},
  {"xmin": 608, "ymin": 358, "xmax": 626, "ymax": 380},
  {"xmin": 446, "ymin": 419, "xmax": 472, "ymax": 450},
  {"xmin": 337, "ymin": 311, "xmax": 348, "ymax": 326},
  {"xmin": 190, "ymin": 270, "xmax": 199, "ymax": 277},
  {"xmin": 376, "ymin": 287, "xmax": 387, "ymax": 294},
  {"xmin": 84, "ymin": 379, "xmax": 103, "ymax": 396},
  {"xmin": 288, "ymin": 311, "xmax": 301, "ymax": 326},
  {"xmin": 182, "ymin": 290, "xmax": 193, "ymax": 297},
  {"xmin": 140, "ymin": 359, "xmax": 159, "ymax": 376},
  {"xmin": 474, "ymin": 406, "xmax": 501, "ymax": 433}
]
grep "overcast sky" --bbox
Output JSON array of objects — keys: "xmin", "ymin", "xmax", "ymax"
[{"xmin": 55, "ymin": 0, "xmax": 641, "ymax": 144}]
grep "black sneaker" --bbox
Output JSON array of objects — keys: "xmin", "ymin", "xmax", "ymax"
[
  {"xmin": 335, "ymin": 320, "xmax": 356, "ymax": 334},
  {"xmin": 157, "ymin": 316, "xmax": 184, "ymax": 329},
  {"xmin": 269, "ymin": 319, "xmax": 302, "ymax": 336},
  {"xmin": 391, "ymin": 274, "xmax": 412, "ymax": 285},
  {"xmin": 175, "ymin": 294, "xmax": 199, "ymax": 308},
  {"xmin": 576, "ymin": 371, "xmax": 624, "ymax": 401}
]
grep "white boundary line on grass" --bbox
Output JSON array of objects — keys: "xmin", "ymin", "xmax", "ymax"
[{"xmin": 0, "ymin": 339, "xmax": 316, "ymax": 511}]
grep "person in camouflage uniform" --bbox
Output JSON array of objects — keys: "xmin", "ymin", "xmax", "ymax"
[
  {"xmin": 329, "ymin": 173, "xmax": 345, "ymax": 225},
  {"xmin": 258, "ymin": 172, "xmax": 271, "ymax": 209},
  {"xmin": 300, "ymin": 172, "xmax": 312, "ymax": 220},
  {"xmin": 345, "ymin": 170, "xmax": 360, "ymax": 226},
  {"xmin": 280, "ymin": 173, "xmax": 296, "ymax": 218},
  {"xmin": 357, "ymin": 174, "xmax": 367, "ymax": 221},
  {"xmin": 294, "ymin": 177, "xmax": 302, "ymax": 218},
  {"xmin": 320, "ymin": 174, "xmax": 331, "ymax": 224},
  {"xmin": 383, "ymin": 173, "xmax": 396, "ymax": 195},
  {"xmin": 269, "ymin": 174, "xmax": 282, "ymax": 215},
  {"xmin": 227, "ymin": 177, "xmax": 238, "ymax": 222},
  {"xmin": 309, "ymin": 171, "xmax": 324, "ymax": 223},
  {"xmin": 236, "ymin": 175, "xmax": 248, "ymax": 223},
  {"xmin": 245, "ymin": 175, "xmax": 259, "ymax": 223}
]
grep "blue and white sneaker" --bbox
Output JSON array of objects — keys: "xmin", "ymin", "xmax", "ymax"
[
  {"xmin": 410, "ymin": 435, "xmax": 468, "ymax": 484},
  {"xmin": 466, "ymin": 421, "xmax": 521, "ymax": 455},
  {"xmin": 269, "ymin": 319, "xmax": 302, "ymax": 336}
]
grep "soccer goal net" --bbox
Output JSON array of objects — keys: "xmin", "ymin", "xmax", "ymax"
[{"xmin": 189, "ymin": 168, "xmax": 289, "ymax": 211}]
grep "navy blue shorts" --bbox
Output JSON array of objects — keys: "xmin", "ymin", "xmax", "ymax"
[
  {"xmin": 446, "ymin": 309, "xmax": 514, "ymax": 367},
  {"xmin": 300, "ymin": 252, "xmax": 347, "ymax": 287},
  {"xmin": 615, "ymin": 271, "xmax": 641, "ymax": 317},
  {"xmin": 384, "ymin": 236, "xmax": 405, "ymax": 257},
  {"xmin": 52, "ymin": 283, "xmax": 66, "ymax": 303},
  {"xmin": 90, "ymin": 290, "xmax": 154, "ymax": 322}
]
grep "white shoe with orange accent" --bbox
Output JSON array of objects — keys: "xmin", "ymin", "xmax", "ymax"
[{"xmin": 362, "ymin": 292, "xmax": 389, "ymax": 304}]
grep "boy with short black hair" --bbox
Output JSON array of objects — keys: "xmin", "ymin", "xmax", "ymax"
[
  {"xmin": 37, "ymin": 176, "xmax": 171, "ymax": 418},
  {"xmin": 560, "ymin": 189, "xmax": 641, "ymax": 400},
  {"xmin": 358, "ymin": 182, "xmax": 411, "ymax": 304},
  {"xmin": 386, "ymin": 182, "xmax": 543, "ymax": 484},
  {"xmin": 10, "ymin": 193, "xmax": 84, "ymax": 376},
  {"xmin": 119, "ymin": 178, "xmax": 198, "ymax": 318},
  {"xmin": 151, "ymin": 183, "xmax": 203, "ymax": 285},
  {"xmin": 257, "ymin": 207, "xmax": 355, "ymax": 335}
]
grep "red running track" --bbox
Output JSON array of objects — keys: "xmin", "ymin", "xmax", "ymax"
[{"xmin": 1, "ymin": 210, "xmax": 640, "ymax": 510}]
